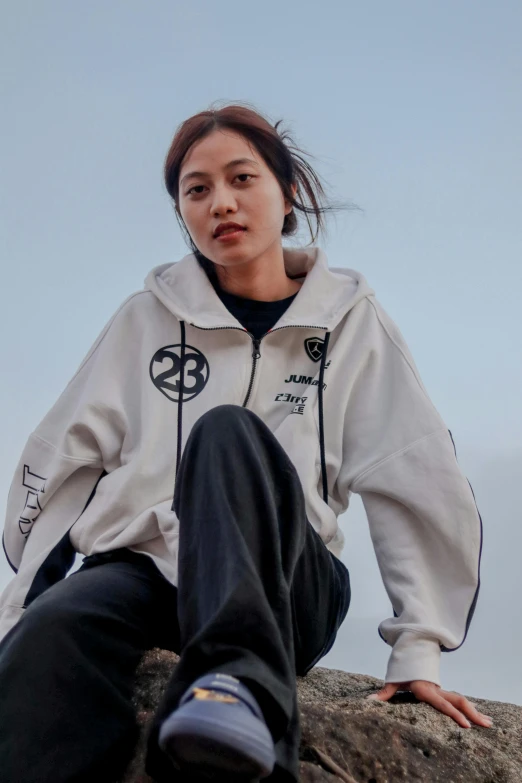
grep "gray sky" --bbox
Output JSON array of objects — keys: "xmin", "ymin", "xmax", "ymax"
[{"xmin": 1, "ymin": 1, "xmax": 521, "ymax": 706}]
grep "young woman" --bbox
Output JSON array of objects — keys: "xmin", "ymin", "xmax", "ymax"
[{"xmin": 0, "ymin": 103, "xmax": 489, "ymax": 783}]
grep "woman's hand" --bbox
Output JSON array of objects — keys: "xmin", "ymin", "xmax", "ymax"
[{"xmin": 366, "ymin": 681, "xmax": 493, "ymax": 729}]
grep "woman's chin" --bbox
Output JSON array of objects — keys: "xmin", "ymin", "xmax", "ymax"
[{"xmin": 206, "ymin": 244, "xmax": 256, "ymax": 265}]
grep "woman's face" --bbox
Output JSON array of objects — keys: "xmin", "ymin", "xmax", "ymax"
[{"xmin": 177, "ymin": 129, "xmax": 296, "ymax": 268}]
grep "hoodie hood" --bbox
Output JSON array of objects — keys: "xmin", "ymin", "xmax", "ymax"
[{"xmin": 144, "ymin": 246, "xmax": 374, "ymax": 331}]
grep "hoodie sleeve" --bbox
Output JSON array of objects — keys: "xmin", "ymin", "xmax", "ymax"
[
  {"xmin": 1, "ymin": 295, "xmax": 138, "ymax": 609},
  {"xmin": 334, "ymin": 297, "xmax": 482, "ymax": 687}
]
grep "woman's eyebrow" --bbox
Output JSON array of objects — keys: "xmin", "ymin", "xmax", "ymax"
[{"xmin": 180, "ymin": 158, "xmax": 259, "ymax": 187}]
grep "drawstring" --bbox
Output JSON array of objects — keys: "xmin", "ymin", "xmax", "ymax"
[
  {"xmin": 171, "ymin": 321, "xmax": 331, "ymax": 510},
  {"xmin": 172, "ymin": 320, "xmax": 186, "ymax": 510},
  {"xmin": 317, "ymin": 332, "xmax": 331, "ymax": 504}
]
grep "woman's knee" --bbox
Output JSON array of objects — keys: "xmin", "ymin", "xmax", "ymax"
[
  {"xmin": 189, "ymin": 405, "xmax": 269, "ymax": 455},
  {"xmin": 193, "ymin": 404, "xmax": 247, "ymax": 431},
  {"xmin": 184, "ymin": 405, "xmax": 254, "ymax": 453}
]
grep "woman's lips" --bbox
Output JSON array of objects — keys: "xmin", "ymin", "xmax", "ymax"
[{"xmin": 215, "ymin": 228, "xmax": 247, "ymax": 242}]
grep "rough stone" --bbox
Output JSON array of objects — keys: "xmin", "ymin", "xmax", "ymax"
[{"xmin": 120, "ymin": 648, "xmax": 521, "ymax": 782}]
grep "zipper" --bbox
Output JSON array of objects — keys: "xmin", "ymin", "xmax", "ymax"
[
  {"xmin": 190, "ymin": 323, "xmax": 328, "ymax": 408},
  {"xmin": 243, "ymin": 336, "xmax": 261, "ymax": 408}
]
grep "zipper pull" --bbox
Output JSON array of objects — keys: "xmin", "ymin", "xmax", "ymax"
[{"xmin": 252, "ymin": 338, "xmax": 261, "ymax": 359}]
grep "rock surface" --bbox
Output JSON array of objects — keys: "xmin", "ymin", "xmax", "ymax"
[{"xmin": 121, "ymin": 648, "xmax": 521, "ymax": 783}]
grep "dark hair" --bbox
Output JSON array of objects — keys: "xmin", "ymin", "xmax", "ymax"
[{"xmin": 163, "ymin": 100, "xmax": 361, "ymax": 281}]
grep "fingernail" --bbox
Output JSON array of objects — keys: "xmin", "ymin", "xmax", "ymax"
[
  {"xmin": 366, "ymin": 694, "xmax": 379, "ymax": 700},
  {"xmin": 463, "ymin": 720, "xmax": 471, "ymax": 728}
]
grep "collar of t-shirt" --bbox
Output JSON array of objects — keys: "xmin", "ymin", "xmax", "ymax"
[{"xmin": 210, "ymin": 277, "xmax": 301, "ymax": 340}]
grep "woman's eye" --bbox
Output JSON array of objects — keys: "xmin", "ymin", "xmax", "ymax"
[{"xmin": 186, "ymin": 174, "xmax": 254, "ymax": 196}]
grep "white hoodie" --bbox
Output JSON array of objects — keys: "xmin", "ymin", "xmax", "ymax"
[{"xmin": 1, "ymin": 246, "xmax": 482, "ymax": 686}]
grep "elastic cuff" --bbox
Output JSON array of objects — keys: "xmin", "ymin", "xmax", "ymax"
[{"xmin": 385, "ymin": 631, "xmax": 441, "ymax": 686}]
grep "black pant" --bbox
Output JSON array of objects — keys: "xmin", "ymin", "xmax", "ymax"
[{"xmin": 0, "ymin": 405, "xmax": 351, "ymax": 783}]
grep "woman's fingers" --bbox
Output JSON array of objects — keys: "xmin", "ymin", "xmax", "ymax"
[
  {"xmin": 419, "ymin": 688, "xmax": 473, "ymax": 728},
  {"xmin": 441, "ymin": 690, "xmax": 493, "ymax": 727},
  {"xmin": 366, "ymin": 682, "xmax": 493, "ymax": 730},
  {"xmin": 366, "ymin": 683, "xmax": 399, "ymax": 701}
]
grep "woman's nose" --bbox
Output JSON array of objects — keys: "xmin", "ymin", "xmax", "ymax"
[{"xmin": 210, "ymin": 188, "xmax": 238, "ymax": 216}]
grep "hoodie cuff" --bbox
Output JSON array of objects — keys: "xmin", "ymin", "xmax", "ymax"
[{"xmin": 385, "ymin": 631, "xmax": 441, "ymax": 687}]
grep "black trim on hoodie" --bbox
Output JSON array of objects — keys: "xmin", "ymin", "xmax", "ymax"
[
  {"xmin": 439, "ymin": 430, "xmax": 483, "ymax": 653},
  {"xmin": 317, "ymin": 332, "xmax": 331, "ymax": 504},
  {"xmin": 2, "ymin": 532, "xmax": 18, "ymax": 575},
  {"xmin": 176, "ymin": 321, "xmax": 187, "ymax": 481},
  {"xmin": 23, "ymin": 529, "xmax": 77, "ymax": 608},
  {"xmin": 23, "ymin": 470, "xmax": 107, "ymax": 608}
]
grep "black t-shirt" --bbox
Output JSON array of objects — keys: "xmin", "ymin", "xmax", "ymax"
[{"xmin": 210, "ymin": 278, "xmax": 300, "ymax": 341}]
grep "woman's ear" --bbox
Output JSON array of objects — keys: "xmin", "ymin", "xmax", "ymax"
[{"xmin": 284, "ymin": 183, "xmax": 298, "ymax": 214}]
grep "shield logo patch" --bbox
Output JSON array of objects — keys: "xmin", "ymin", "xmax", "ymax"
[{"xmin": 304, "ymin": 337, "xmax": 325, "ymax": 363}]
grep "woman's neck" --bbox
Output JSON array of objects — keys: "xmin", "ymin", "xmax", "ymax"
[{"xmin": 213, "ymin": 249, "xmax": 303, "ymax": 302}]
